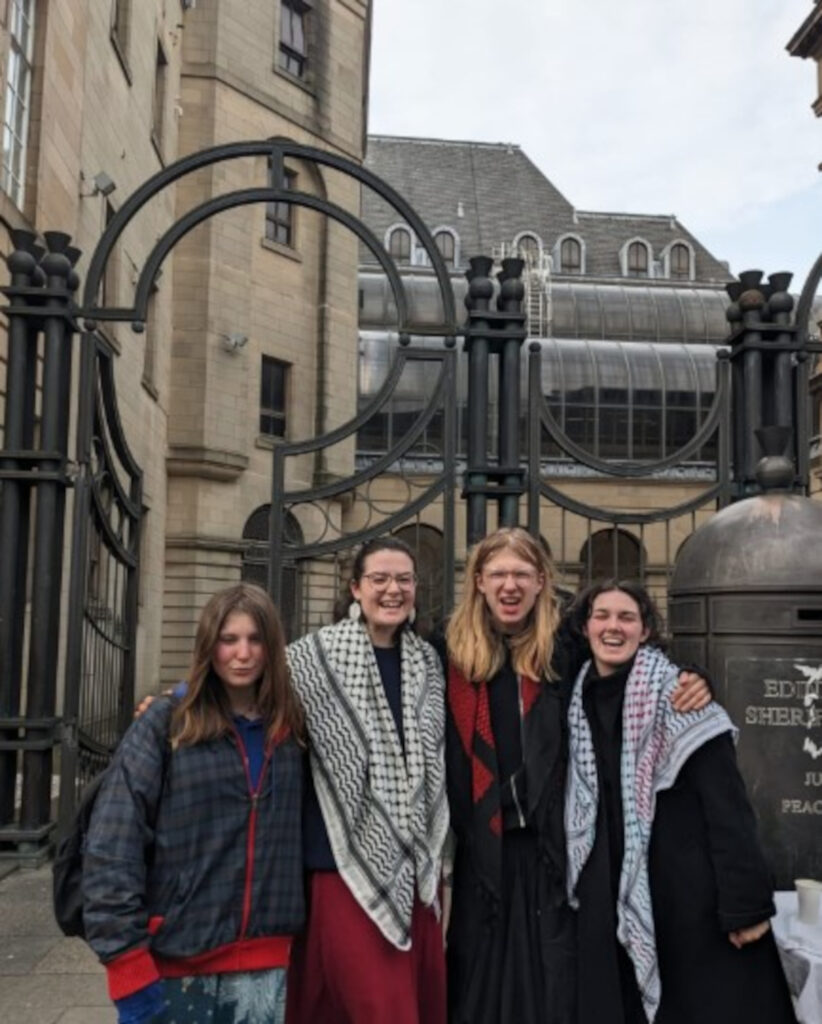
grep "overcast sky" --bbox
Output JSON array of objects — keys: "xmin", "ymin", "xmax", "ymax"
[{"xmin": 368, "ymin": 0, "xmax": 821, "ymax": 294}]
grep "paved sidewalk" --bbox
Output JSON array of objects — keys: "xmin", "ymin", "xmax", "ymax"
[{"xmin": 0, "ymin": 864, "xmax": 115, "ymax": 1024}]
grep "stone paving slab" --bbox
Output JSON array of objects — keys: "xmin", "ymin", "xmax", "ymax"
[{"xmin": 0, "ymin": 866, "xmax": 115, "ymax": 1024}]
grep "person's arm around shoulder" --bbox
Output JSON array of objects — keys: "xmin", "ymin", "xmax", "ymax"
[{"xmin": 83, "ymin": 698, "xmax": 174, "ymax": 1013}]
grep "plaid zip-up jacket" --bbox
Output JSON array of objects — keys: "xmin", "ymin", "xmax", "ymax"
[{"xmin": 82, "ymin": 696, "xmax": 304, "ymax": 1000}]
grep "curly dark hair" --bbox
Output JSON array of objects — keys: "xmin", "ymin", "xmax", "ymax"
[{"xmin": 567, "ymin": 579, "xmax": 667, "ymax": 651}]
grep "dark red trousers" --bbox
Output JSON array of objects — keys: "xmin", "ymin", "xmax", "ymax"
[{"xmin": 286, "ymin": 871, "xmax": 446, "ymax": 1024}]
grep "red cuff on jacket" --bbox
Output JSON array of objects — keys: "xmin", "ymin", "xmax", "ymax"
[{"xmin": 104, "ymin": 945, "xmax": 161, "ymax": 1000}]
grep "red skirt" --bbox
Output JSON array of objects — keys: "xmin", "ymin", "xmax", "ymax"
[{"xmin": 286, "ymin": 871, "xmax": 446, "ymax": 1024}]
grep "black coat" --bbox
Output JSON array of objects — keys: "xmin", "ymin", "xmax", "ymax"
[
  {"xmin": 650, "ymin": 734, "xmax": 796, "ymax": 1024},
  {"xmin": 576, "ymin": 662, "xmax": 796, "ymax": 1024},
  {"xmin": 444, "ymin": 628, "xmax": 585, "ymax": 1024}
]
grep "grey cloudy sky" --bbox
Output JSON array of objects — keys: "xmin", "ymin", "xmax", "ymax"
[{"xmin": 368, "ymin": 0, "xmax": 821, "ymax": 293}]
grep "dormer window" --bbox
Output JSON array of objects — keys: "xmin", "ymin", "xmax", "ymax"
[
  {"xmin": 560, "ymin": 236, "xmax": 582, "ymax": 274},
  {"xmin": 670, "ymin": 242, "xmax": 691, "ymax": 280},
  {"xmin": 627, "ymin": 241, "xmax": 649, "ymax": 278},
  {"xmin": 388, "ymin": 226, "xmax": 412, "ymax": 265},
  {"xmin": 516, "ymin": 233, "xmax": 541, "ymax": 262},
  {"xmin": 434, "ymin": 230, "xmax": 456, "ymax": 268}
]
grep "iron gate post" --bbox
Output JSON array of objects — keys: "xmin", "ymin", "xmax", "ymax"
[
  {"xmin": 0, "ymin": 232, "xmax": 42, "ymax": 827},
  {"xmin": 0, "ymin": 232, "xmax": 79, "ymax": 855},
  {"xmin": 21, "ymin": 235, "xmax": 79, "ymax": 845},
  {"xmin": 724, "ymin": 270, "xmax": 810, "ymax": 498},
  {"xmin": 463, "ymin": 256, "xmax": 528, "ymax": 547},
  {"xmin": 496, "ymin": 258, "xmax": 528, "ymax": 528},
  {"xmin": 464, "ymin": 257, "xmax": 494, "ymax": 545}
]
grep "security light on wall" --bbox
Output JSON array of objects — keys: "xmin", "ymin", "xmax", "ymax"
[
  {"xmin": 220, "ymin": 332, "xmax": 249, "ymax": 353},
  {"xmin": 79, "ymin": 171, "xmax": 117, "ymax": 199}
]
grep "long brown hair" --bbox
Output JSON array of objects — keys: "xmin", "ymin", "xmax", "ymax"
[
  {"xmin": 171, "ymin": 583, "xmax": 304, "ymax": 749},
  {"xmin": 446, "ymin": 528, "xmax": 560, "ymax": 682}
]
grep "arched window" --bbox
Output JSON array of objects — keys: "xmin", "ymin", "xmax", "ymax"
[
  {"xmin": 560, "ymin": 236, "xmax": 582, "ymax": 274},
  {"xmin": 392, "ymin": 524, "xmax": 444, "ymax": 637},
  {"xmin": 388, "ymin": 226, "xmax": 412, "ymax": 265},
  {"xmin": 579, "ymin": 528, "xmax": 643, "ymax": 583},
  {"xmin": 669, "ymin": 242, "xmax": 690, "ymax": 280},
  {"xmin": 516, "ymin": 233, "xmax": 541, "ymax": 263},
  {"xmin": 434, "ymin": 230, "xmax": 456, "ymax": 268},
  {"xmin": 241, "ymin": 506, "xmax": 303, "ymax": 640},
  {"xmin": 627, "ymin": 241, "xmax": 649, "ymax": 278}
]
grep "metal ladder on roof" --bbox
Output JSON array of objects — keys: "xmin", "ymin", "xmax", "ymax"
[
  {"xmin": 524, "ymin": 251, "xmax": 553, "ymax": 339},
  {"xmin": 492, "ymin": 243, "xmax": 553, "ymax": 339}
]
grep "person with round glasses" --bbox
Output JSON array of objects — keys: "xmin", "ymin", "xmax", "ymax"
[
  {"xmin": 285, "ymin": 536, "xmax": 448, "ymax": 1024},
  {"xmin": 443, "ymin": 528, "xmax": 711, "ymax": 1024}
]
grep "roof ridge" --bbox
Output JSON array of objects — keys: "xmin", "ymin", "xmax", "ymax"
[
  {"xmin": 367, "ymin": 134, "xmax": 522, "ymax": 152},
  {"xmin": 577, "ymin": 210, "xmax": 679, "ymax": 224}
]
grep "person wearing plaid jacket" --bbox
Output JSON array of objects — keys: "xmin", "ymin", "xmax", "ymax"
[{"xmin": 83, "ymin": 584, "xmax": 305, "ymax": 1024}]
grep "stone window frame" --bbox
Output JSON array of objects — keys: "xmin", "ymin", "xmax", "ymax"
[
  {"xmin": 432, "ymin": 226, "xmax": 459, "ymax": 269},
  {"xmin": 151, "ymin": 35, "xmax": 169, "ymax": 161},
  {"xmin": 556, "ymin": 233, "xmax": 585, "ymax": 275},
  {"xmin": 110, "ymin": 0, "xmax": 133, "ymax": 84},
  {"xmin": 259, "ymin": 354, "xmax": 290, "ymax": 440},
  {"xmin": 664, "ymin": 239, "xmax": 695, "ymax": 281},
  {"xmin": 622, "ymin": 237, "xmax": 652, "ymax": 279},
  {"xmin": 277, "ymin": 0, "xmax": 313, "ymax": 84},
  {"xmin": 265, "ymin": 162, "xmax": 297, "ymax": 248},
  {"xmin": 1, "ymin": 0, "xmax": 35, "ymax": 208},
  {"xmin": 513, "ymin": 231, "xmax": 543, "ymax": 263},
  {"xmin": 386, "ymin": 223, "xmax": 413, "ymax": 265}
]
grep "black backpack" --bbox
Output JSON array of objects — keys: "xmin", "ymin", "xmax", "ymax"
[
  {"xmin": 52, "ymin": 768, "xmax": 112, "ymax": 938},
  {"xmin": 52, "ymin": 705, "xmax": 173, "ymax": 939}
]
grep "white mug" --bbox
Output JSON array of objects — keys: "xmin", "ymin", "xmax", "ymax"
[{"xmin": 795, "ymin": 879, "xmax": 822, "ymax": 925}]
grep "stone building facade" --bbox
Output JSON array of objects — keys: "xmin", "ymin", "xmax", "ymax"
[
  {"xmin": 0, "ymin": 0, "xmax": 371, "ymax": 695},
  {"xmin": 788, "ymin": 0, "xmax": 822, "ymax": 135}
]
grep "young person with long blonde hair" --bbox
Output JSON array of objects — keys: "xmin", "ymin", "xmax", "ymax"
[
  {"xmin": 83, "ymin": 583, "xmax": 305, "ymax": 1024},
  {"xmin": 444, "ymin": 528, "xmax": 710, "ymax": 1024}
]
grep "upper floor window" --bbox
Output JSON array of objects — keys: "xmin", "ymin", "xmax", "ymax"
[
  {"xmin": 388, "ymin": 226, "xmax": 412, "ymax": 265},
  {"xmin": 110, "ymin": 0, "xmax": 131, "ymax": 77},
  {"xmin": 560, "ymin": 236, "xmax": 582, "ymax": 274},
  {"xmin": 1, "ymin": 0, "xmax": 35, "ymax": 208},
  {"xmin": 669, "ymin": 242, "xmax": 691, "ymax": 280},
  {"xmin": 279, "ymin": 0, "xmax": 310, "ymax": 79},
  {"xmin": 627, "ymin": 241, "xmax": 649, "ymax": 278},
  {"xmin": 266, "ymin": 163, "xmax": 296, "ymax": 247},
  {"xmin": 516, "ymin": 233, "xmax": 541, "ymax": 262},
  {"xmin": 152, "ymin": 40, "xmax": 169, "ymax": 154},
  {"xmin": 434, "ymin": 230, "xmax": 456, "ymax": 268},
  {"xmin": 260, "ymin": 355, "xmax": 289, "ymax": 438}
]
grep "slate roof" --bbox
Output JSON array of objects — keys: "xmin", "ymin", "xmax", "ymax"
[{"xmin": 361, "ymin": 135, "xmax": 733, "ymax": 284}]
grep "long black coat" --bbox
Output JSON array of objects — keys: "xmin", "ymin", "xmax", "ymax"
[
  {"xmin": 444, "ymin": 630, "xmax": 585, "ymax": 1024},
  {"xmin": 650, "ymin": 733, "xmax": 796, "ymax": 1024},
  {"xmin": 576, "ymin": 662, "xmax": 796, "ymax": 1024}
]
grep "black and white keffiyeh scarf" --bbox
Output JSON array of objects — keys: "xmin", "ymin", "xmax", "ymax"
[
  {"xmin": 565, "ymin": 645, "xmax": 735, "ymax": 1022},
  {"xmin": 287, "ymin": 618, "xmax": 449, "ymax": 950}
]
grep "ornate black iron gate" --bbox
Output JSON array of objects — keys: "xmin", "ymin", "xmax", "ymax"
[{"xmin": 1, "ymin": 134, "xmax": 819, "ymax": 860}]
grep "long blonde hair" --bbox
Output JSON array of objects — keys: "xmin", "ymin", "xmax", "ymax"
[
  {"xmin": 446, "ymin": 528, "xmax": 560, "ymax": 682},
  {"xmin": 171, "ymin": 583, "xmax": 304, "ymax": 749}
]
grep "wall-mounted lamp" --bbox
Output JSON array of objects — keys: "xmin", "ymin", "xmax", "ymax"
[
  {"xmin": 220, "ymin": 332, "xmax": 249, "ymax": 353},
  {"xmin": 80, "ymin": 171, "xmax": 117, "ymax": 199}
]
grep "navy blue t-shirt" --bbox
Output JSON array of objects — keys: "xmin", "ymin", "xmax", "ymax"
[
  {"xmin": 303, "ymin": 644, "xmax": 403, "ymax": 871},
  {"xmin": 232, "ymin": 714, "xmax": 265, "ymax": 790}
]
